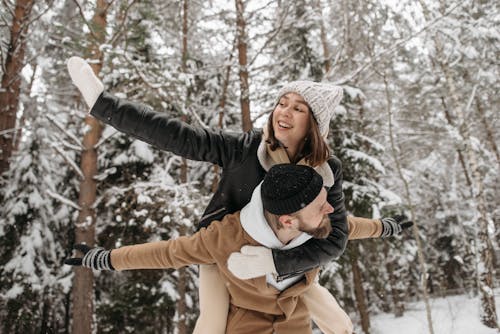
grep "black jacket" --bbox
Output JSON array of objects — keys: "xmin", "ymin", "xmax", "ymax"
[{"xmin": 91, "ymin": 92, "xmax": 348, "ymax": 279}]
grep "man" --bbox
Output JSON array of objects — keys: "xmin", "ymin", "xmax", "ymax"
[{"xmin": 67, "ymin": 164, "xmax": 350, "ymax": 333}]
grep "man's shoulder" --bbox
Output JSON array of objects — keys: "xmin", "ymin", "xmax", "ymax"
[
  {"xmin": 203, "ymin": 212, "xmax": 259, "ymax": 245},
  {"xmin": 203, "ymin": 212, "xmax": 244, "ymax": 235}
]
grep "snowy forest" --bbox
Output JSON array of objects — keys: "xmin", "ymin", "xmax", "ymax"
[{"xmin": 0, "ymin": 0, "xmax": 498, "ymax": 333}]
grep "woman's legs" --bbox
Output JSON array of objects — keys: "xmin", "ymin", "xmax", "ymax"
[
  {"xmin": 302, "ymin": 281, "xmax": 353, "ymax": 334},
  {"xmin": 193, "ymin": 264, "xmax": 230, "ymax": 334}
]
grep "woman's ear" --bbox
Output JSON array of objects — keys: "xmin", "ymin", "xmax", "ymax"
[{"xmin": 278, "ymin": 215, "xmax": 298, "ymax": 229}]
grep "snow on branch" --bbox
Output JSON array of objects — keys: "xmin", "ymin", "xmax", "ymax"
[
  {"xmin": 71, "ymin": 0, "xmax": 100, "ymax": 42},
  {"xmin": 94, "ymin": 128, "xmax": 118, "ymax": 148},
  {"xmin": 122, "ymin": 53, "xmax": 166, "ymax": 90},
  {"xmin": 46, "ymin": 190, "xmax": 81, "ymax": 210},
  {"xmin": 45, "ymin": 114, "xmax": 83, "ymax": 149},
  {"xmin": 51, "ymin": 144, "xmax": 84, "ymax": 179},
  {"xmin": 464, "ymin": 84, "xmax": 478, "ymax": 115},
  {"xmin": 329, "ymin": 1, "xmax": 465, "ymax": 84},
  {"xmin": 185, "ymin": 105, "xmax": 210, "ymax": 130},
  {"xmin": 0, "ymin": 127, "xmax": 23, "ymax": 136}
]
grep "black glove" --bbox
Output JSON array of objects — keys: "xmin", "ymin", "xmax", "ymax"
[
  {"xmin": 65, "ymin": 244, "xmax": 114, "ymax": 271},
  {"xmin": 380, "ymin": 215, "xmax": 413, "ymax": 238}
]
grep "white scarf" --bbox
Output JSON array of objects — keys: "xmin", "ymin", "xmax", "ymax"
[{"xmin": 240, "ymin": 184, "xmax": 312, "ymax": 291}]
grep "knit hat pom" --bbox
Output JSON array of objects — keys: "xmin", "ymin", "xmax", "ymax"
[
  {"xmin": 276, "ymin": 81, "xmax": 343, "ymax": 137},
  {"xmin": 261, "ymin": 164, "xmax": 323, "ymax": 215}
]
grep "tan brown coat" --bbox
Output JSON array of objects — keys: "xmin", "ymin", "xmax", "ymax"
[{"xmin": 111, "ymin": 212, "xmax": 318, "ymax": 333}]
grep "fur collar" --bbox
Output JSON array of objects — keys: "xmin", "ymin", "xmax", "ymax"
[{"xmin": 257, "ymin": 128, "xmax": 335, "ymax": 187}]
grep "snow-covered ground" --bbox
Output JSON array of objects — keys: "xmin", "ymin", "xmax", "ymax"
[{"xmin": 366, "ymin": 293, "xmax": 499, "ymax": 334}]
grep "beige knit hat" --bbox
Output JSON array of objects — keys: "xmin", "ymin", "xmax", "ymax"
[{"xmin": 276, "ymin": 81, "xmax": 343, "ymax": 137}]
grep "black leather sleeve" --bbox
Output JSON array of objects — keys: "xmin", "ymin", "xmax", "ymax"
[
  {"xmin": 90, "ymin": 91, "xmax": 254, "ymax": 167},
  {"xmin": 271, "ymin": 156, "xmax": 349, "ymax": 279}
]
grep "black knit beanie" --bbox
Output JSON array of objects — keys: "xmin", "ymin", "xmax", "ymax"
[{"xmin": 261, "ymin": 164, "xmax": 323, "ymax": 215}]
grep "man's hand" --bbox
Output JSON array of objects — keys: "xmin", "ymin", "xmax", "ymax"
[
  {"xmin": 380, "ymin": 215, "xmax": 413, "ymax": 238},
  {"xmin": 227, "ymin": 245, "xmax": 277, "ymax": 280},
  {"xmin": 67, "ymin": 56, "xmax": 104, "ymax": 109},
  {"xmin": 65, "ymin": 244, "xmax": 114, "ymax": 271}
]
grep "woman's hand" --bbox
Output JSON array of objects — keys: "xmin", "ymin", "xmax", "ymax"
[
  {"xmin": 227, "ymin": 245, "xmax": 277, "ymax": 280},
  {"xmin": 67, "ymin": 56, "xmax": 104, "ymax": 109}
]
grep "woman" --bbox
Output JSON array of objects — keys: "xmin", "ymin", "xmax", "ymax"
[{"xmin": 67, "ymin": 56, "xmax": 409, "ymax": 333}]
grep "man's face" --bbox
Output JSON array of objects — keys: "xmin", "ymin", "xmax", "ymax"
[
  {"xmin": 295, "ymin": 188, "xmax": 333, "ymax": 239},
  {"xmin": 298, "ymin": 214, "xmax": 332, "ymax": 239}
]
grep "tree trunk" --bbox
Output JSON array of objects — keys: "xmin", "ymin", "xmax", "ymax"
[
  {"xmin": 475, "ymin": 96, "xmax": 500, "ymax": 167},
  {"xmin": 0, "ymin": 0, "xmax": 35, "ymax": 177},
  {"xmin": 315, "ymin": 0, "xmax": 331, "ymax": 74},
  {"xmin": 212, "ymin": 51, "xmax": 233, "ymax": 192},
  {"xmin": 383, "ymin": 241, "xmax": 405, "ymax": 317},
  {"xmin": 235, "ymin": 0, "xmax": 252, "ymax": 132},
  {"xmin": 176, "ymin": 223, "xmax": 188, "ymax": 334},
  {"xmin": 383, "ymin": 74, "xmax": 435, "ymax": 334},
  {"xmin": 72, "ymin": 1, "xmax": 107, "ymax": 333},
  {"xmin": 430, "ymin": 31, "xmax": 498, "ymax": 330},
  {"xmin": 176, "ymin": 2, "xmax": 190, "ymax": 333},
  {"xmin": 350, "ymin": 244, "xmax": 370, "ymax": 333}
]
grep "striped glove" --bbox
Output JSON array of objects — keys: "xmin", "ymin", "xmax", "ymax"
[
  {"xmin": 65, "ymin": 244, "xmax": 114, "ymax": 271},
  {"xmin": 380, "ymin": 215, "xmax": 413, "ymax": 238}
]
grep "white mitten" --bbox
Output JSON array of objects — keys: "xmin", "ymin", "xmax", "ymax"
[
  {"xmin": 227, "ymin": 245, "xmax": 277, "ymax": 280},
  {"xmin": 67, "ymin": 56, "xmax": 104, "ymax": 109}
]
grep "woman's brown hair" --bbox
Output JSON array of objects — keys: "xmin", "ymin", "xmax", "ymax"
[{"xmin": 266, "ymin": 107, "xmax": 330, "ymax": 167}]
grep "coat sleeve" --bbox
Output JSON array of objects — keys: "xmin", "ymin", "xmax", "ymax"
[
  {"xmin": 347, "ymin": 216, "xmax": 382, "ymax": 240},
  {"xmin": 110, "ymin": 225, "xmax": 223, "ymax": 271},
  {"xmin": 271, "ymin": 156, "xmax": 349, "ymax": 279},
  {"xmin": 90, "ymin": 91, "xmax": 255, "ymax": 167}
]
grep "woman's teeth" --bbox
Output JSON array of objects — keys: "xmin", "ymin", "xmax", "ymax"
[{"xmin": 278, "ymin": 121, "xmax": 291, "ymax": 129}]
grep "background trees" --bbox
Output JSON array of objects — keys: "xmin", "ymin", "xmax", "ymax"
[{"xmin": 0, "ymin": 0, "xmax": 498, "ymax": 333}]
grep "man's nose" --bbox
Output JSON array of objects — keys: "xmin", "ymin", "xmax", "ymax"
[{"xmin": 324, "ymin": 203, "xmax": 334, "ymax": 214}]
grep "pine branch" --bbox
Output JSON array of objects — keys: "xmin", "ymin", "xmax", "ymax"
[
  {"xmin": 46, "ymin": 190, "xmax": 82, "ymax": 210},
  {"xmin": 72, "ymin": 0, "xmax": 101, "ymax": 43},
  {"xmin": 329, "ymin": 1, "xmax": 465, "ymax": 84},
  {"xmin": 25, "ymin": 0, "xmax": 54, "ymax": 27},
  {"xmin": 122, "ymin": 53, "xmax": 165, "ymax": 90},
  {"xmin": 185, "ymin": 105, "xmax": 210, "ymax": 130},
  {"xmin": 45, "ymin": 114, "xmax": 83, "ymax": 149},
  {"xmin": 94, "ymin": 128, "xmax": 117, "ymax": 148},
  {"xmin": 51, "ymin": 144, "xmax": 84, "ymax": 179},
  {"xmin": 1, "ymin": 0, "xmax": 15, "ymax": 18},
  {"xmin": 247, "ymin": 6, "xmax": 289, "ymax": 68},
  {"xmin": 108, "ymin": 0, "xmax": 139, "ymax": 46},
  {"xmin": 0, "ymin": 126, "xmax": 23, "ymax": 136}
]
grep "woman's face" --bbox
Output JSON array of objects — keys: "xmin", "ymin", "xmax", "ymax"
[{"xmin": 272, "ymin": 93, "xmax": 311, "ymax": 149}]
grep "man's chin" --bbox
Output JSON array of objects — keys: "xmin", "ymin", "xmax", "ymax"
[{"xmin": 301, "ymin": 216, "xmax": 332, "ymax": 239}]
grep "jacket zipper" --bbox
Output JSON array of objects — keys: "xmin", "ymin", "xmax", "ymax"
[{"xmin": 200, "ymin": 207, "xmax": 227, "ymax": 222}]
